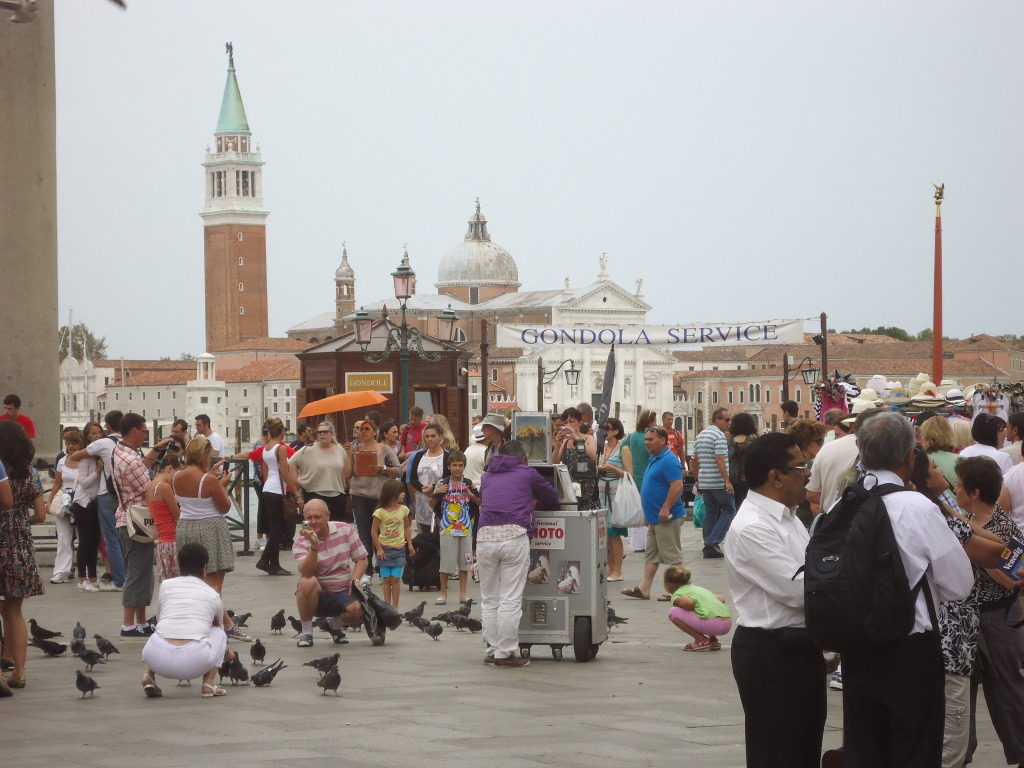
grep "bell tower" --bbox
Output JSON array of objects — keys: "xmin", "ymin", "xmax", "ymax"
[
  {"xmin": 200, "ymin": 43, "xmax": 269, "ymax": 352},
  {"xmin": 333, "ymin": 244, "xmax": 355, "ymax": 334}
]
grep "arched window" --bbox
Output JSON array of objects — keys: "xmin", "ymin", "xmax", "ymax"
[{"xmin": 452, "ymin": 327, "xmax": 468, "ymax": 343}]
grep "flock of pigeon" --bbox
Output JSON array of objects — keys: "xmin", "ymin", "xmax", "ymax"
[{"xmin": 28, "ymin": 598, "xmax": 628, "ymax": 699}]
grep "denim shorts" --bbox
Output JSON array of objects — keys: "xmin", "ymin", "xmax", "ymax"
[{"xmin": 378, "ymin": 545, "xmax": 407, "ymax": 568}]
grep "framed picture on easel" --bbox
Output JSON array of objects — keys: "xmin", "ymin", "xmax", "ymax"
[{"xmin": 512, "ymin": 411, "xmax": 551, "ymax": 464}]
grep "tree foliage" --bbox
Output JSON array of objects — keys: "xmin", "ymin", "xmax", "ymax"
[
  {"xmin": 841, "ymin": 326, "xmax": 914, "ymax": 342},
  {"xmin": 59, "ymin": 323, "xmax": 108, "ymax": 362}
]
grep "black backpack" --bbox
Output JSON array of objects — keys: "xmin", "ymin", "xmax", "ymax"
[{"xmin": 802, "ymin": 479, "xmax": 934, "ymax": 653}]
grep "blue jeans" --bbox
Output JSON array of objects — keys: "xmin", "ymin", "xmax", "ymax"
[
  {"xmin": 700, "ymin": 488, "xmax": 737, "ymax": 553},
  {"xmin": 97, "ymin": 492, "xmax": 126, "ymax": 586}
]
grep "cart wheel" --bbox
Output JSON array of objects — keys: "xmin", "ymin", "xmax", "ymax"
[
  {"xmin": 552, "ymin": 646, "xmax": 563, "ymax": 661},
  {"xmin": 573, "ymin": 616, "xmax": 598, "ymax": 662},
  {"xmin": 520, "ymin": 646, "xmax": 531, "ymax": 659}
]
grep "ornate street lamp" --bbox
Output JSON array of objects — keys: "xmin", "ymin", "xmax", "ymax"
[
  {"xmin": 537, "ymin": 358, "xmax": 581, "ymax": 413},
  {"xmin": 782, "ymin": 355, "xmax": 820, "ymax": 403},
  {"xmin": 355, "ymin": 252, "xmax": 459, "ymax": 422}
]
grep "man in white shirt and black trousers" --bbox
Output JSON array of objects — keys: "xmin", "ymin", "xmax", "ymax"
[
  {"xmin": 840, "ymin": 412, "xmax": 974, "ymax": 767},
  {"xmin": 724, "ymin": 431, "xmax": 826, "ymax": 768}
]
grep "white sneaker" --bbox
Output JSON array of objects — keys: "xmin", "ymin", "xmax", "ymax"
[
  {"xmin": 50, "ymin": 573, "xmax": 73, "ymax": 584},
  {"xmin": 77, "ymin": 581, "xmax": 87, "ymax": 591},
  {"xmin": 82, "ymin": 581, "xmax": 99, "ymax": 593}
]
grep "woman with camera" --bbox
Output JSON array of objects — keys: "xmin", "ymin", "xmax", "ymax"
[{"xmin": 551, "ymin": 407, "xmax": 598, "ymax": 510}]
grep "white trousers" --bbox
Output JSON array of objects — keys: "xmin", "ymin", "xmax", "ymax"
[
  {"xmin": 942, "ymin": 673, "xmax": 970, "ymax": 768},
  {"xmin": 477, "ymin": 534, "xmax": 530, "ymax": 659},
  {"xmin": 52, "ymin": 513, "xmax": 75, "ymax": 578},
  {"xmin": 142, "ymin": 627, "xmax": 227, "ymax": 682}
]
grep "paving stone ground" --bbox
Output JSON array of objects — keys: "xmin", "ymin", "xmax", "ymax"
[{"xmin": 5, "ymin": 524, "xmax": 1007, "ymax": 767}]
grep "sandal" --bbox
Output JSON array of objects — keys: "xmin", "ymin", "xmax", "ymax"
[
  {"xmin": 683, "ymin": 639, "xmax": 714, "ymax": 652},
  {"xmin": 620, "ymin": 586, "xmax": 649, "ymax": 600},
  {"xmin": 435, "ymin": 597, "xmax": 447, "ymax": 605},
  {"xmin": 6, "ymin": 677, "xmax": 25, "ymax": 689},
  {"xmin": 201, "ymin": 683, "xmax": 227, "ymax": 698},
  {"xmin": 142, "ymin": 677, "xmax": 162, "ymax": 698},
  {"xmin": 656, "ymin": 594, "xmax": 672, "ymax": 602}
]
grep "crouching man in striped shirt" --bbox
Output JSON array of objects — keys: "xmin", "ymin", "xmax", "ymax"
[{"xmin": 293, "ymin": 499, "xmax": 368, "ymax": 648}]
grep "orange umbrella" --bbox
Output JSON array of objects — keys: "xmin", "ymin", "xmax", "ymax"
[{"xmin": 299, "ymin": 390, "xmax": 388, "ymax": 419}]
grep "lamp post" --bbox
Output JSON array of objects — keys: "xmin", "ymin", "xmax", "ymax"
[
  {"xmin": 537, "ymin": 357, "xmax": 581, "ymax": 413},
  {"xmin": 352, "ymin": 251, "xmax": 459, "ymax": 422},
  {"xmin": 781, "ymin": 355, "xmax": 820, "ymax": 404}
]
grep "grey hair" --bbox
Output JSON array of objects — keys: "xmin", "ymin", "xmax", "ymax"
[
  {"xmin": 856, "ymin": 411, "xmax": 915, "ymax": 471},
  {"xmin": 497, "ymin": 439, "xmax": 528, "ymax": 461},
  {"xmin": 317, "ymin": 420, "xmax": 336, "ymax": 441}
]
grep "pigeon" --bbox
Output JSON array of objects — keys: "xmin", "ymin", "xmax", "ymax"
[
  {"xmin": 315, "ymin": 618, "xmax": 334, "ymax": 634},
  {"xmin": 402, "ymin": 601, "xmax": 427, "ymax": 625},
  {"xmin": 270, "ymin": 609, "xmax": 286, "ymax": 635},
  {"xmin": 449, "ymin": 613, "xmax": 469, "ymax": 632},
  {"xmin": 94, "ymin": 635, "xmax": 120, "ymax": 659},
  {"xmin": 73, "ymin": 621, "xmax": 86, "ymax": 641},
  {"xmin": 287, "ymin": 615, "xmax": 303, "ymax": 637},
  {"xmin": 30, "ymin": 637, "xmax": 67, "ymax": 656},
  {"xmin": 146, "ymin": 615, "xmax": 158, "ymax": 627},
  {"xmin": 77, "ymin": 648, "xmax": 105, "ymax": 671},
  {"xmin": 70, "ymin": 637, "xmax": 86, "ymax": 656},
  {"xmin": 250, "ymin": 658, "xmax": 286, "ymax": 687},
  {"xmin": 412, "ymin": 616, "xmax": 431, "ymax": 632},
  {"xmin": 303, "ymin": 653, "xmax": 340, "ymax": 677},
  {"xmin": 29, "ymin": 619, "xmax": 62, "ymax": 640},
  {"xmin": 431, "ymin": 611, "xmax": 456, "ymax": 624},
  {"xmin": 465, "ymin": 618, "xmax": 482, "ymax": 633},
  {"xmin": 230, "ymin": 611, "xmax": 252, "ymax": 628},
  {"xmin": 250, "ymin": 638, "xmax": 266, "ymax": 665},
  {"xmin": 317, "ymin": 665, "xmax": 341, "ymax": 696},
  {"xmin": 218, "ymin": 658, "xmax": 232, "ymax": 683},
  {"xmin": 455, "ymin": 598, "xmax": 475, "ymax": 617},
  {"xmin": 426, "ymin": 622, "xmax": 443, "ymax": 640},
  {"xmin": 75, "ymin": 670, "xmax": 100, "ymax": 698},
  {"xmin": 607, "ymin": 606, "xmax": 629, "ymax": 630},
  {"xmin": 228, "ymin": 655, "xmax": 248, "ymax": 685}
]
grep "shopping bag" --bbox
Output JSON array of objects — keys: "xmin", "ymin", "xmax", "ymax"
[
  {"xmin": 609, "ymin": 474, "xmax": 645, "ymax": 528},
  {"xmin": 692, "ymin": 495, "xmax": 705, "ymax": 529}
]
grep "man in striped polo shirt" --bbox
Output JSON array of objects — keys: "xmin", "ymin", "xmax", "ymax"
[
  {"xmin": 691, "ymin": 408, "xmax": 735, "ymax": 559},
  {"xmin": 293, "ymin": 499, "xmax": 369, "ymax": 647}
]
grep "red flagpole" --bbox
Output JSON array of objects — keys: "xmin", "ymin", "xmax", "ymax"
[{"xmin": 932, "ymin": 184, "xmax": 944, "ymax": 385}]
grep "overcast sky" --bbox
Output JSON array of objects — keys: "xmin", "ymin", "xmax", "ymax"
[{"xmin": 55, "ymin": 1, "xmax": 1024, "ymax": 359}]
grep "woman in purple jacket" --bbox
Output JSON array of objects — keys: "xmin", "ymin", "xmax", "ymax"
[{"xmin": 477, "ymin": 440, "xmax": 559, "ymax": 668}]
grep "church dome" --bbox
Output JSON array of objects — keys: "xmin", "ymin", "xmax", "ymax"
[{"xmin": 436, "ymin": 202, "xmax": 520, "ymax": 289}]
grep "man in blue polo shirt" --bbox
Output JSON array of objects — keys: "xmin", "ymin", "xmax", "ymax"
[{"xmin": 621, "ymin": 426, "xmax": 685, "ymax": 600}]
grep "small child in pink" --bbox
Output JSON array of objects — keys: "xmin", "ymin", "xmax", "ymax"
[{"xmin": 665, "ymin": 565, "xmax": 732, "ymax": 651}]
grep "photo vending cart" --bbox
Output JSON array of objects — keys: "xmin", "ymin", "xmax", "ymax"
[{"xmin": 517, "ymin": 462, "xmax": 609, "ymax": 662}]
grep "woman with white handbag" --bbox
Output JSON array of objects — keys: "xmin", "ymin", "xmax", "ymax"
[{"xmin": 597, "ymin": 417, "xmax": 633, "ymax": 581}]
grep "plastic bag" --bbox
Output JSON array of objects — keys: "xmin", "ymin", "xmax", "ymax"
[
  {"xmin": 692, "ymin": 495, "xmax": 705, "ymax": 529},
  {"xmin": 609, "ymin": 474, "xmax": 645, "ymax": 528}
]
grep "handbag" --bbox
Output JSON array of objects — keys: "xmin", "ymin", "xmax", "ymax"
[
  {"xmin": 609, "ymin": 473, "xmax": 645, "ymax": 528},
  {"xmin": 126, "ymin": 502, "xmax": 157, "ymax": 543},
  {"xmin": 48, "ymin": 489, "xmax": 72, "ymax": 519},
  {"xmin": 282, "ymin": 494, "xmax": 299, "ymax": 521},
  {"xmin": 692, "ymin": 495, "xmax": 706, "ymax": 529}
]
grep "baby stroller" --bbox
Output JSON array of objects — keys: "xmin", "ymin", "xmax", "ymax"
[{"xmin": 402, "ymin": 529, "xmax": 441, "ymax": 590}]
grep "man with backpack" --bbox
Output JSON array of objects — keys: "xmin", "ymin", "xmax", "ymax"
[
  {"xmin": 724, "ymin": 431, "xmax": 825, "ymax": 768},
  {"xmin": 806, "ymin": 411, "xmax": 974, "ymax": 767}
]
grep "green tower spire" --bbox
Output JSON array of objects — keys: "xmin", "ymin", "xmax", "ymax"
[{"xmin": 215, "ymin": 42, "xmax": 251, "ymax": 136}]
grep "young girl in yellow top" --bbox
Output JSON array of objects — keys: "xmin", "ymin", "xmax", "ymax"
[
  {"xmin": 372, "ymin": 479, "xmax": 415, "ymax": 609},
  {"xmin": 664, "ymin": 565, "xmax": 732, "ymax": 651}
]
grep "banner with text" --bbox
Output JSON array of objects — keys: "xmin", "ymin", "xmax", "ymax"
[{"xmin": 497, "ymin": 319, "xmax": 805, "ymax": 348}]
